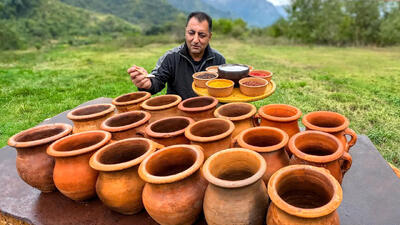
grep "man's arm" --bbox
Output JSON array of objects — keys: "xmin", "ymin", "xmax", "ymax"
[{"xmin": 141, "ymin": 54, "xmax": 173, "ymax": 94}]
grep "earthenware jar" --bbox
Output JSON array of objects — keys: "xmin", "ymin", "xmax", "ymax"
[
  {"xmin": 140, "ymin": 94, "xmax": 182, "ymax": 123},
  {"xmin": 7, "ymin": 123, "xmax": 72, "ymax": 192},
  {"xmin": 112, "ymin": 91, "xmax": 151, "ymax": 113},
  {"xmin": 144, "ymin": 116, "xmax": 194, "ymax": 147},
  {"xmin": 47, "ymin": 130, "xmax": 111, "ymax": 201},
  {"xmin": 267, "ymin": 165, "xmax": 342, "ymax": 225},
  {"xmin": 185, "ymin": 118, "xmax": 235, "ymax": 159},
  {"xmin": 302, "ymin": 111, "xmax": 357, "ymax": 152},
  {"xmin": 202, "ymin": 148, "xmax": 268, "ymax": 225},
  {"xmin": 139, "ymin": 144, "xmax": 207, "ymax": 225},
  {"xmin": 89, "ymin": 138, "xmax": 164, "ymax": 215},
  {"xmin": 177, "ymin": 96, "xmax": 218, "ymax": 121},
  {"xmin": 214, "ymin": 102, "xmax": 257, "ymax": 138},
  {"xmin": 67, "ymin": 104, "xmax": 115, "ymax": 133},
  {"xmin": 288, "ymin": 131, "xmax": 352, "ymax": 184},
  {"xmin": 100, "ymin": 111, "xmax": 151, "ymax": 141},
  {"xmin": 234, "ymin": 127, "xmax": 289, "ymax": 185}
]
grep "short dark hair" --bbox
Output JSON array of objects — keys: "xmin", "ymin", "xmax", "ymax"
[{"xmin": 186, "ymin": 11, "xmax": 212, "ymax": 32}]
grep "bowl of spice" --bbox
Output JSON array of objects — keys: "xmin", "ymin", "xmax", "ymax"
[
  {"xmin": 249, "ymin": 70, "xmax": 273, "ymax": 82},
  {"xmin": 193, "ymin": 71, "xmax": 218, "ymax": 88},
  {"xmin": 239, "ymin": 77, "xmax": 268, "ymax": 97},
  {"xmin": 206, "ymin": 79, "xmax": 234, "ymax": 97},
  {"xmin": 218, "ymin": 64, "xmax": 250, "ymax": 86},
  {"xmin": 206, "ymin": 65, "xmax": 219, "ymax": 74}
]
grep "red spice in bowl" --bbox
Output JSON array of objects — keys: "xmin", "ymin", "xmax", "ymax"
[{"xmin": 249, "ymin": 70, "xmax": 273, "ymax": 81}]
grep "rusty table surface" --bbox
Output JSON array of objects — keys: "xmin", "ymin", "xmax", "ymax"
[{"xmin": 1, "ymin": 97, "xmax": 400, "ymax": 225}]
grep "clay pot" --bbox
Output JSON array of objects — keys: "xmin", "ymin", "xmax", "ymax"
[
  {"xmin": 202, "ymin": 148, "xmax": 268, "ymax": 225},
  {"xmin": 234, "ymin": 127, "xmax": 289, "ymax": 185},
  {"xmin": 267, "ymin": 165, "xmax": 342, "ymax": 225},
  {"xmin": 67, "ymin": 104, "xmax": 115, "ymax": 133},
  {"xmin": 249, "ymin": 70, "xmax": 273, "ymax": 82},
  {"xmin": 89, "ymin": 138, "xmax": 164, "ymax": 215},
  {"xmin": 206, "ymin": 79, "xmax": 234, "ymax": 97},
  {"xmin": 7, "ymin": 123, "xmax": 72, "ymax": 192},
  {"xmin": 288, "ymin": 131, "xmax": 352, "ymax": 184},
  {"xmin": 47, "ymin": 130, "xmax": 111, "ymax": 201},
  {"xmin": 140, "ymin": 94, "xmax": 182, "ymax": 124},
  {"xmin": 144, "ymin": 116, "xmax": 194, "ymax": 147},
  {"xmin": 192, "ymin": 71, "xmax": 218, "ymax": 88},
  {"xmin": 100, "ymin": 111, "xmax": 151, "ymax": 141},
  {"xmin": 112, "ymin": 91, "xmax": 151, "ymax": 113},
  {"xmin": 185, "ymin": 118, "xmax": 235, "ymax": 159},
  {"xmin": 302, "ymin": 111, "xmax": 357, "ymax": 152},
  {"xmin": 139, "ymin": 144, "xmax": 207, "ymax": 225},
  {"xmin": 214, "ymin": 102, "xmax": 257, "ymax": 138},
  {"xmin": 239, "ymin": 77, "xmax": 268, "ymax": 97},
  {"xmin": 178, "ymin": 96, "xmax": 218, "ymax": 121}
]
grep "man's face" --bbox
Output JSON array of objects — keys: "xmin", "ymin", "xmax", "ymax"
[{"xmin": 185, "ymin": 18, "xmax": 212, "ymax": 56}]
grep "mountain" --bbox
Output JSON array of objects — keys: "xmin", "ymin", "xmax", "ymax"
[{"xmin": 165, "ymin": 0, "xmax": 234, "ymax": 19}]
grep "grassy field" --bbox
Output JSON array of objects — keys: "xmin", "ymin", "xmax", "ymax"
[{"xmin": 1, "ymin": 38, "xmax": 399, "ymax": 166}]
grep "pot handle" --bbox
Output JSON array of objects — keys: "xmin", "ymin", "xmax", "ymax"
[
  {"xmin": 345, "ymin": 128, "xmax": 357, "ymax": 148},
  {"xmin": 135, "ymin": 126, "xmax": 146, "ymax": 138},
  {"xmin": 150, "ymin": 140, "xmax": 164, "ymax": 151},
  {"xmin": 253, "ymin": 113, "xmax": 261, "ymax": 127},
  {"xmin": 231, "ymin": 136, "xmax": 239, "ymax": 148},
  {"xmin": 340, "ymin": 152, "xmax": 352, "ymax": 175}
]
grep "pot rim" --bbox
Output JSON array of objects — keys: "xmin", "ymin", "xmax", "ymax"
[
  {"xmin": 47, "ymin": 130, "xmax": 111, "ymax": 157},
  {"xmin": 249, "ymin": 70, "xmax": 273, "ymax": 78},
  {"xmin": 67, "ymin": 104, "xmax": 115, "ymax": 121},
  {"xmin": 140, "ymin": 94, "xmax": 182, "ymax": 111},
  {"xmin": 138, "ymin": 144, "xmax": 204, "ymax": 184},
  {"xmin": 145, "ymin": 116, "xmax": 194, "ymax": 138},
  {"xmin": 184, "ymin": 118, "xmax": 235, "ymax": 142},
  {"xmin": 239, "ymin": 77, "xmax": 268, "ymax": 88},
  {"xmin": 8, "ymin": 123, "xmax": 72, "ymax": 148},
  {"xmin": 202, "ymin": 148, "xmax": 266, "ymax": 188},
  {"xmin": 237, "ymin": 127, "xmax": 289, "ymax": 153},
  {"xmin": 100, "ymin": 110, "xmax": 151, "ymax": 133},
  {"xmin": 178, "ymin": 96, "xmax": 218, "ymax": 113},
  {"xmin": 112, "ymin": 91, "xmax": 151, "ymax": 106},
  {"xmin": 192, "ymin": 71, "xmax": 218, "ymax": 81},
  {"xmin": 268, "ymin": 165, "xmax": 343, "ymax": 218},
  {"xmin": 214, "ymin": 102, "xmax": 257, "ymax": 121},
  {"xmin": 258, "ymin": 104, "xmax": 302, "ymax": 122},
  {"xmin": 302, "ymin": 111, "xmax": 349, "ymax": 133}
]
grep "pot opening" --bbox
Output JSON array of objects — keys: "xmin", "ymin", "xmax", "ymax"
[
  {"xmin": 72, "ymin": 105, "xmax": 111, "ymax": 116},
  {"xmin": 183, "ymin": 98, "xmax": 214, "ymax": 108},
  {"xmin": 219, "ymin": 104, "xmax": 252, "ymax": 117},
  {"xmin": 116, "ymin": 92, "xmax": 147, "ymax": 103},
  {"xmin": 99, "ymin": 141, "xmax": 148, "ymax": 164},
  {"xmin": 308, "ymin": 115, "xmax": 345, "ymax": 128},
  {"xmin": 146, "ymin": 96, "xmax": 177, "ymax": 107},
  {"xmin": 106, "ymin": 113, "xmax": 145, "ymax": 127},
  {"xmin": 146, "ymin": 147, "xmax": 196, "ymax": 176},
  {"xmin": 151, "ymin": 118, "xmax": 190, "ymax": 133},
  {"xmin": 243, "ymin": 132, "xmax": 282, "ymax": 147},
  {"xmin": 264, "ymin": 106, "xmax": 297, "ymax": 118},
  {"xmin": 295, "ymin": 134, "xmax": 338, "ymax": 156},
  {"xmin": 55, "ymin": 133, "xmax": 105, "ymax": 152},
  {"xmin": 15, "ymin": 127, "xmax": 65, "ymax": 142},
  {"xmin": 190, "ymin": 120, "xmax": 230, "ymax": 137}
]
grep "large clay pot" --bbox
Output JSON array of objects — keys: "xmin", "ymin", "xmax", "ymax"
[
  {"xmin": 177, "ymin": 96, "xmax": 218, "ymax": 121},
  {"xmin": 100, "ymin": 111, "xmax": 151, "ymax": 141},
  {"xmin": 288, "ymin": 131, "xmax": 352, "ymax": 184},
  {"xmin": 7, "ymin": 123, "xmax": 72, "ymax": 192},
  {"xmin": 139, "ymin": 144, "xmax": 207, "ymax": 225},
  {"xmin": 47, "ymin": 130, "xmax": 111, "ymax": 201},
  {"xmin": 67, "ymin": 104, "xmax": 115, "ymax": 133},
  {"xmin": 140, "ymin": 94, "xmax": 182, "ymax": 123},
  {"xmin": 185, "ymin": 118, "xmax": 235, "ymax": 159},
  {"xmin": 214, "ymin": 102, "xmax": 257, "ymax": 138},
  {"xmin": 302, "ymin": 111, "xmax": 357, "ymax": 152},
  {"xmin": 89, "ymin": 138, "xmax": 164, "ymax": 215},
  {"xmin": 202, "ymin": 148, "xmax": 268, "ymax": 225},
  {"xmin": 112, "ymin": 91, "xmax": 151, "ymax": 113},
  {"xmin": 144, "ymin": 116, "xmax": 194, "ymax": 147},
  {"xmin": 267, "ymin": 165, "xmax": 343, "ymax": 225},
  {"xmin": 234, "ymin": 127, "xmax": 289, "ymax": 185}
]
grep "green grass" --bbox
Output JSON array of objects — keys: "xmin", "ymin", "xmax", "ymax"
[{"xmin": 1, "ymin": 39, "xmax": 399, "ymax": 166}]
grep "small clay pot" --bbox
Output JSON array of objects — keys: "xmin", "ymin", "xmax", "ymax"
[
  {"xmin": 192, "ymin": 71, "xmax": 218, "ymax": 88},
  {"xmin": 112, "ymin": 92, "xmax": 151, "ymax": 113},
  {"xmin": 185, "ymin": 118, "xmax": 235, "ymax": 159},
  {"xmin": 47, "ymin": 130, "xmax": 111, "ymax": 201},
  {"xmin": 267, "ymin": 165, "xmax": 342, "ymax": 225},
  {"xmin": 144, "ymin": 116, "xmax": 194, "ymax": 147},
  {"xmin": 7, "ymin": 123, "xmax": 72, "ymax": 192},
  {"xmin": 239, "ymin": 77, "xmax": 268, "ymax": 97},
  {"xmin": 206, "ymin": 65, "xmax": 219, "ymax": 73},
  {"xmin": 249, "ymin": 70, "xmax": 273, "ymax": 82},
  {"xmin": 202, "ymin": 148, "xmax": 268, "ymax": 225},
  {"xmin": 178, "ymin": 96, "xmax": 219, "ymax": 121},
  {"xmin": 302, "ymin": 111, "xmax": 357, "ymax": 152},
  {"xmin": 100, "ymin": 111, "xmax": 151, "ymax": 141},
  {"xmin": 89, "ymin": 138, "xmax": 164, "ymax": 215},
  {"xmin": 139, "ymin": 144, "xmax": 207, "ymax": 225},
  {"xmin": 206, "ymin": 79, "xmax": 234, "ymax": 97},
  {"xmin": 214, "ymin": 102, "xmax": 257, "ymax": 138},
  {"xmin": 140, "ymin": 94, "xmax": 182, "ymax": 124},
  {"xmin": 67, "ymin": 104, "xmax": 115, "ymax": 133},
  {"xmin": 288, "ymin": 131, "xmax": 352, "ymax": 184}
]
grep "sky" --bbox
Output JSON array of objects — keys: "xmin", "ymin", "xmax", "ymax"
[{"xmin": 267, "ymin": 0, "xmax": 290, "ymax": 6}]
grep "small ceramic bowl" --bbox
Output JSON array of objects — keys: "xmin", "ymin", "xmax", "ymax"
[
  {"xmin": 218, "ymin": 64, "xmax": 250, "ymax": 85},
  {"xmin": 206, "ymin": 79, "xmax": 234, "ymax": 97},
  {"xmin": 193, "ymin": 71, "xmax": 218, "ymax": 88},
  {"xmin": 249, "ymin": 70, "xmax": 273, "ymax": 82},
  {"xmin": 239, "ymin": 77, "xmax": 268, "ymax": 97},
  {"xmin": 206, "ymin": 65, "xmax": 219, "ymax": 74}
]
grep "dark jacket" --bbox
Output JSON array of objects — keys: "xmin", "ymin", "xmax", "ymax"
[{"xmin": 141, "ymin": 43, "xmax": 226, "ymax": 99}]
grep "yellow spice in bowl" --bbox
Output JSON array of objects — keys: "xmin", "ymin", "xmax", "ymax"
[{"xmin": 208, "ymin": 80, "xmax": 233, "ymax": 88}]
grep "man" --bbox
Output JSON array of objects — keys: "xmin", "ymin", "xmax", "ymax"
[{"xmin": 127, "ymin": 11, "xmax": 226, "ymax": 99}]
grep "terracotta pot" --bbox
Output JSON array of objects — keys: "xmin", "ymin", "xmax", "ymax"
[
  {"xmin": 100, "ymin": 111, "xmax": 151, "ymax": 141},
  {"xmin": 302, "ymin": 111, "xmax": 357, "ymax": 152},
  {"xmin": 249, "ymin": 70, "xmax": 273, "ymax": 82},
  {"xmin": 67, "ymin": 104, "xmax": 115, "ymax": 133},
  {"xmin": 234, "ymin": 127, "xmax": 289, "ymax": 185},
  {"xmin": 178, "ymin": 96, "xmax": 218, "ymax": 121},
  {"xmin": 202, "ymin": 148, "xmax": 268, "ymax": 225},
  {"xmin": 185, "ymin": 118, "xmax": 235, "ymax": 159},
  {"xmin": 267, "ymin": 165, "xmax": 342, "ymax": 225},
  {"xmin": 139, "ymin": 144, "xmax": 207, "ymax": 225},
  {"xmin": 47, "ymin": 130, "xmax": 111, "ymax": 201},
  {"xmin": 288, "ymin": 131, "xmax": 352, "ymax": 184},
  {"xmin": 192, "ymin": 71, "xmax": 218, "ymax": 88},
  {"xmin": 206, "ymin": 79, "xmax": 234, "ymax": 97},
  {"xmin": 112, "ymin": 91, "xmax": 151, "ymax": 113},
  {"xmin": 7, "ymin": 123, "xmax": 72, "ymax": 192},
  {"xmin": 89, "ymin": 138, "xmax": 164, "ymax": 215},
  {"xmin": 239, "ymin": 77, "xmax": 268, "ymax": 97},
  {"xmin": 214, "ymin": 102, "xmax": 257, "ymax": 138},
  {"xmin": 140, "ymin": 94, "xmax": 182, "ymax": 124},
  {"xmin": 144, "ymin": 116, "xmax": 194, "ymax": 147}
]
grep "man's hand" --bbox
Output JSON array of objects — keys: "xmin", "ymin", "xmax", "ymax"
[{"xmin": 127, "ymin": 65, "xmax": 152, "ymax": 89}]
